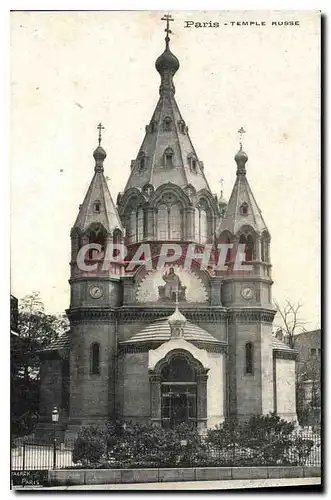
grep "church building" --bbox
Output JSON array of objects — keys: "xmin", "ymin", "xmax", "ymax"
[{"xmin": 37, "ymin": 17, "xmax": 297, "ymax": 439}]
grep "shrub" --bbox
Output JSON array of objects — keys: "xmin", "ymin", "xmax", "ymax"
[
  {"xmin": 72, "ymin": 425, "xmax": 107, "ymax": 466},
  {"xmin": 205, "ymin": 413, "xmax": 314, "ymax": 466},
  {"xmin": 72, "ymin": 415, "xmax": 316, "ymax": 468}
]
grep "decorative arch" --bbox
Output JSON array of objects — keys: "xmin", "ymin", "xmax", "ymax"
[
  {"xmin": 149, "ymin": 347, "xmax": 209, "ymax": 429},
  {"xmin": 84, "ymin": 222, "xmax": 108, "ymax": 260},
  {"xmin": 196, "ymin": 189, "xmax": 220, "ymax": 215},
  {"xmin": 117, "ymin": 187, "xmax": 146, "ymax": 216},
  {"xmin": 153, "ymin": 348, "xmax": 208, "ymax": 377},
  {"xmin": 150, "ymin": 184, "xmax": 192, "ymax": 209}
]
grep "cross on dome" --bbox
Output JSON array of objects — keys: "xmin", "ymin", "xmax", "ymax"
[
  {"xmin": 161, "ymin": 14, "xmax": 174, "ymax": 48},
  {"xmin": 238, "ymin": 127, "xmax": 246, "ymax": 148},
  {"xmin": 97, "ymin": 122, "xmax": 105, "ymax": 146}
]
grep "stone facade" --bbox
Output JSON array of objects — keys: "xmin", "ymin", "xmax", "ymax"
[{"xmin": 36, "ymin": 21, "xmax": 297, "ymax": 439}]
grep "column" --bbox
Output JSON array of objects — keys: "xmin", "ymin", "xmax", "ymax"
[
  {"xmin": 184, "ymin": 208, "xmax": 195, "ymax": 240},
  {"xmin": 210, "ymin": 277, "xmax": 223, "ymax": 306},
  {"xmin": 145, "ymin": 207, "xmax": 155, "ymax": 240},
  {"xmin": 149, "ymin": 373, "xmax": 162, "ymax": 427},
  {"xmin": 196, "ymin": 372, "xmax": 208, "ymax": 430}
]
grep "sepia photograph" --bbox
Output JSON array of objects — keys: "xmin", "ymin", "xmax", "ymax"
[{"xmin": 10, "ymin": 9, "xmax": 321, "ymax": 491}]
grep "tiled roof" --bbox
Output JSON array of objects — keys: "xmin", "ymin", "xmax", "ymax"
[
  {"xmin": 121, "ymin": 317, "xmax": 224, "ymax": 345},
  {"xmin": 41, "ymin": 331, "xmax": 71, "ymax": 352},
  {"xmin": 272, "ymin": 336, "xmax": 297, "ymax": 353}
]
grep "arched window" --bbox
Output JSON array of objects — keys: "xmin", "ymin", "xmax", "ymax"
[
  {"xmin": 90, "ymin": 343, "xmax": 100, "ymax": 375},
  {"xmin": 87, "ymin": 225, "xmax": 106, "ymax": 260},
  {"xmin": 164, "ymin": 148, "xmax": 174, "ymax": 168},
  {"xmin": 126, "ymin": 209, "xmax": 137, "ymax": 244},
  {"xmin": 137, "ymin": 207, "xmax": 144, "ymax": 242},
  {"xmin": 194, "ymin": 208, "xmax": 200, "ymax": 242},
  {"xmin": 188, "ymin": 154, "xmax": 198, "ymax": 172},
  {"xmin": 157, "ymin": 203, "xmax": 182, "ymax": 240},
  {"xmin": 246, "ymin": 234, "xmax": 254, "ymax": 261},
  {"xmin": 200, "ymin": 209, "xmax": 208, "ymax": 244},
  {"xmin": 239, "ymin": 234, "xmax": 247, "ymax": 262},
  {"xmin": 245, "ymin": 342, "xmax": 254, "ymax": 375},
  {"xmin": 93, "ymin": 200, "xmax": 101, "ymax": 213},
  {"xmin": 240, "ymin": 203, "xmax": 249, "ymax": 216},
  {"xmin": 157, "ymin": 204, "xmax": 168, "ymax": 240},
  {"xmin": 138, "ymin": 152, "xmax": 146, "ymax": 171},
  {"xmin": 261, "ymin": 232, "xmax": 270, "ymax": 262},
  {"xmin": 195, "ymin": 206, "xmax": 209, "ymax": 244},
  {"xmin": 163, "ymin": 117, "xmax": 172, "ymax": 131},
  {"xmin": 178, "ymin": 121, "xmax": 185, "ymax": 134},
  {"xmin": 170, "ymin": 204, "xmax": 181, "ymax": 240}
]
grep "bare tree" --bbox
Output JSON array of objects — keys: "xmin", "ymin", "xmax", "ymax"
[{"xmin": 273, "ymin": 300, "xmax": 307, "ymax": 349}]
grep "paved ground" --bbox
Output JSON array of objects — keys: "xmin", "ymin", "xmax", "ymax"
[{"xmin": 15, "ymin": 477, "xmax": 321, "ymax": 490}]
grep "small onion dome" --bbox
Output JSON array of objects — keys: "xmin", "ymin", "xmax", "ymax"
[
  {"xmin": 93, "ymin": 145, "xmax": 107, "ymax": 162},
  {"xmin": 168, "ymin": 305, "xmax": 187, "ymax": 327},
  {"xmin": 155, "ymin": 48, "xmax": 180, "ymax": 76},
  {"xmin": 234, "ymin": 145, "xmax": 248, "ymax": 166},
  {"xmin": 218, "ymin": 192, "xmax": 227, "ymax": 208}
]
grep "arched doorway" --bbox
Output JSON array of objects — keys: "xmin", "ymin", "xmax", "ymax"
[{"xmin": 160, "ymin": 355, "xmax": 197, "ymax": 429}]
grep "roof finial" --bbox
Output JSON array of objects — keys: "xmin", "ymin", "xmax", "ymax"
[
  {"xmin": 238, "ymin": 126, "xmax": 246, "ymax": 149},
  {"xmin": 97, "ymin": 122, "xmax": 105, "ymax": 146},
  {"xmin": 93, "ymin": 123, "xmax": 107, "ymax": 171},
  {"xmin": 175, "ymin": 287, "xmax": 179, "ymax": 309},
  {"xmin": 219, "ymin": 178, "xmax": 224, "ymax": 197},
  {"xmin": 235, "ymin": 127, "xmax": 248, "ymax": 175},
  {"xmin": 161, "ymin": 13, "xmax": 174, "ymax": 49}
]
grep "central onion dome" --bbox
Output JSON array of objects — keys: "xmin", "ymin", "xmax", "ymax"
[
  {"xmin": 93, "ymin": 145, "xmax": 107, "ymax": 162},
  {"xmin": 235, "ymin": 145, "xmax": 248, "ymax": 175},
  {"xmin": 155, "ymin": 46, "xmax": 180, "ymax": 76},
  {"xmin": 234, "ymin": 145, "xmax": 248, "ymax": 165}
]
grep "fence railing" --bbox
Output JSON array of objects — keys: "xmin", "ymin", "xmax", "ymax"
[{"xmin": 11, "ymin": 428, "xmax": 321, "ymax": 471}]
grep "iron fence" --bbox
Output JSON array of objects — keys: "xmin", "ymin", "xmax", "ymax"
[{"xmin": 11, "ymin": 428, "xmax": 321, "ymax": 471}]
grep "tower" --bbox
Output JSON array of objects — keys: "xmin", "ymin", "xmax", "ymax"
[
  {"xmin": 66, "ymin": 126, "xmax": 124, "ymax": 432},
  {"xmin": 216, "ymin": 131, "xmax": 275, "ymax": 419}
]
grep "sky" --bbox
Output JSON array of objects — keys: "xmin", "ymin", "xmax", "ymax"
[{"xmin": 10, "ymin": 10, "xmax": 320, "ymax": 330}]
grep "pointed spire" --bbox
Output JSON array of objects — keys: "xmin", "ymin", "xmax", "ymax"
[
  {"xmin": 155, "ymin": 14, "xmax": 179, "ymax": 94},
  {"xmin": 235, "ymin": 127, "xmax": 248, "ymax": 175},
  {"xmin": 72, "ymin": 123, "xmax": 124, "ymax": 235},
  {"xmin": 216, "ymin": 130, "xmax": 268, "ymax": 237},
  {"xmin": 93, "ymin": 123, "xmax": 107, "ymax": 172}
]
